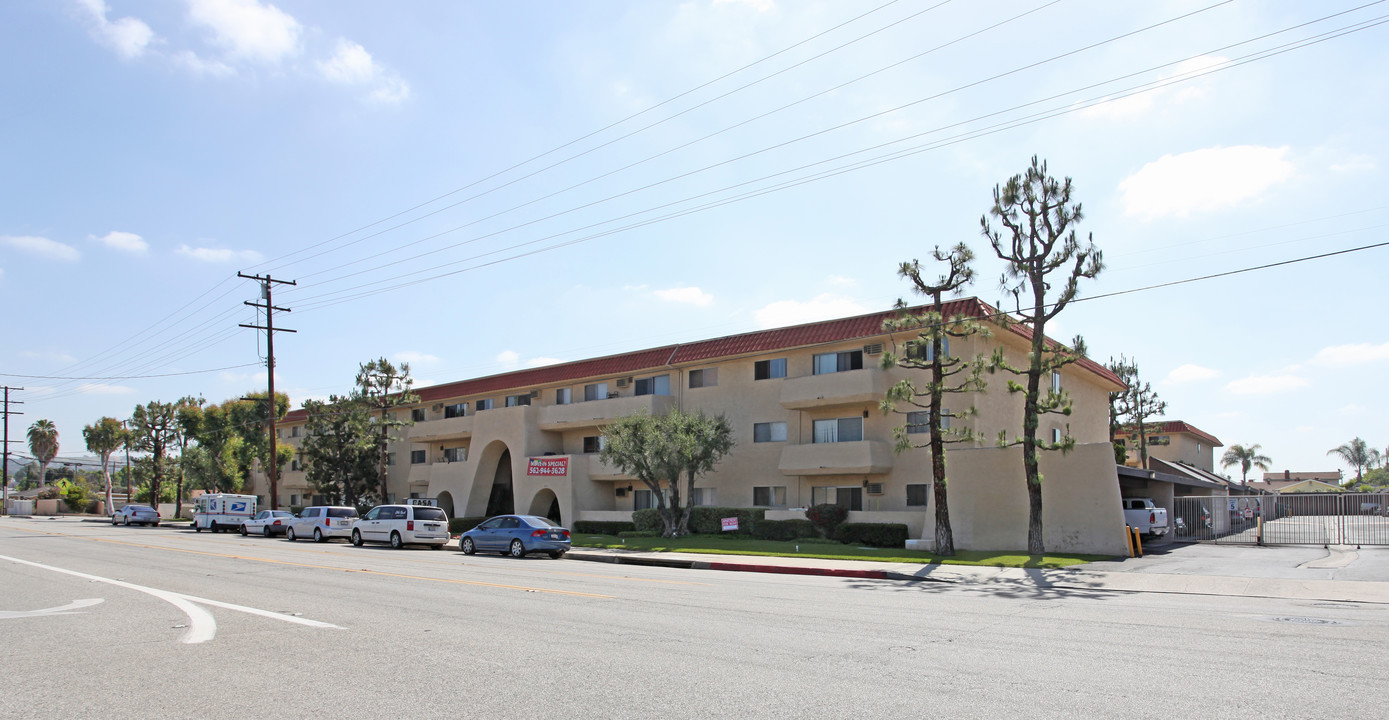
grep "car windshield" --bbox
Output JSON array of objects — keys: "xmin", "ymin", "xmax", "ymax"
[
  {"xmin": 327, "ymin": 508, "xmax": 359, "ymax": 518},
  {"xmin": 414, "ymin": 508, "xmax": 446, "ymax": 521},
  {"xmin": 523, "ymin": 516, "xmax": 560, "ymax": 528},
  {"xmin": 272, "ymin": 511, "xmax": 293, "ymax": 517}
]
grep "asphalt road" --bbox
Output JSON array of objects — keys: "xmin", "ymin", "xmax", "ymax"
[{"xmin": 3, "ymin": 517, "xmax": 1387, "ymax": 719}]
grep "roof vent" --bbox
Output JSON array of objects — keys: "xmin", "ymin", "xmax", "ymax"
[{"xmin": 863, "ymin": 343, "xmax": 883, "ymax": 355}]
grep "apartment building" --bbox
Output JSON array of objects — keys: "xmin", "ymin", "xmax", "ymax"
[
  {"xmin": 1116, "ymin": 420, "xmax": 1223, "ymax": 473},
  {"xmin": 258, "ymin": 298, "xmax": 1130, "ymax": 554}
]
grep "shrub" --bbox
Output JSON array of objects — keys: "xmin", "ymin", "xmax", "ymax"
[
  {"xmin": 62, "ymin": 484, "xmax": 93, "ymax": 512},
  {"xmin": 573, "ymin": 520, "xmax": 636, "ymax": 535},
  {"xmin": 449, "ymin": 517, "xmax": 486, "ymax": 534},
  {"xmin": 37, "ymin": 487, "xmax": 61, "ymax": 501},
  {"xmin": 805, "ymin": 503, "xmax": 848, "ymax": 538},
  {"xmin": 632, "ymin": 508, "xmax": 664, "ymax": 533},
  {"xmin": 752, "ymin": 518, "xmax": 818, "ymax": 541},
  {"xmin": 686, "ymin": 506, "xmax": 764, "ymax": 534},
  {"xmin": 832, "ymin": 522, "xmax": 910, "ymax": 548}
]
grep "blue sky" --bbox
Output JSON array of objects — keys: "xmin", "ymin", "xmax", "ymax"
[{"xmin": 1, "ymin": 0, "xmax": 1385, "ymax": 479}]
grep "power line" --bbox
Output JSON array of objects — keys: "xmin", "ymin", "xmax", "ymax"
[{"xmin": 0, "ymin": 363, "xmax": 263, "ymax": 381}]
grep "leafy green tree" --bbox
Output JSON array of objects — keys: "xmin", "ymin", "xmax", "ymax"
[
  {"xmin": 600, "ymin": 409, "xmax": 734, "ymax": 538},
  {"xmin": 982, "ymin": 156, "xmax": 1103, "ymax": 555},
  {"xmin": 171, "ymin": 396, "xmax": 204, "ymax": 519},
  {"xmin": 224, "ymin": 392, "xmax": 293, "ymax": 496},
  {"xmin": 1220, "ymin": 443, "xmax": 1271, "ymax": 486},
  {"xmin": 82, "ymin": 417, "xmax": 126, "ymax": 515},
  {"xmin": 300, "ymin": 395, "xmax": 378, "ymax": 507},
  {"xmin": 1107, "ymin": 355, "xmax": 1167, "ymax": 470},
  {"xmin": 879, "ymin": 243, "xmax": 989, "ymax": 556},
  {"xmin": 130, "ymin": 401, "xmax": 179, "ymax": 510},
  {"xmin": 1327, "ymin": 437, "xmax": 1380, "ymax": 484},
  {"xmin": 355, "ymin": 358, "xmax": 418, "ymax": 503},
  {"xmin": 27, "ymin": 419, "xmax": 59, "ymax": 488}
]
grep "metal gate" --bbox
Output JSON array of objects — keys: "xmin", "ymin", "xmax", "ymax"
[{"xmin": 1171, "ymin": 493, "xmax": 1389, "ymax": 546}]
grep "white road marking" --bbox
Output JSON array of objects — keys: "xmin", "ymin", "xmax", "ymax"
[
  {"xmin": 0, "ymin": 554, "xmax": 341, "ymax": 644},
  {"xmin": 0, "ymin": 598, "xmax": 104, "ymax": 619}
]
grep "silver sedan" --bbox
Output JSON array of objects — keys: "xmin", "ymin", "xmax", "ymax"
[{"xmin": 111, "ymin": 505, "xmax": 160, "ymax": 527}]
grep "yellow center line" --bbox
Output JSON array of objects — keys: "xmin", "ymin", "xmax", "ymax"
[{"xmin": 7, "ymin": 526, "xmax": 614, "ymax": 599}]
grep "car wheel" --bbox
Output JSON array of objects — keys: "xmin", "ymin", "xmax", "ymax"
[
  {"xmin": 351, "ymin": 529, "xmax": 363, "ymax": 547},
  {"xmin": 548, "ymin": 551, "xmax": 564, "ymax": 560},
  {"xmin": 111, "ymin": 516, "xmax": 118, "ymax": 526},
  {"xmin": 240, "ymin": 524, "xmax": 248, "ymax": 536},
  {"xmin": 286, "ymin": 527, "xmax": 296, "ymax": 541},
  {"xmin": 390, "ymin": 532, "xmax": 403, "ymax": 549},
  {"xmin": 509, "ymin": 539, "xmax": 526, "ymax": 558},
  {"xmin": 123, "ymin": 516, "xmax": 130, "ymax": 526},
  {"xmin": 461, "ymin": 537, "xmax": 476, "ymax": 555},
  {"xmin": 313, "ymin": 528, "xmax": 325, "ymax": 543},
  {"xmin": 263, "ymin": 525, "xmax": 273, "ymax": 538},
  {"xmin": 194, "ymin": 523, "xmax": 202, "ymax": 532}
]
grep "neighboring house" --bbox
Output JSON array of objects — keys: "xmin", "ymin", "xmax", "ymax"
[
  {"xmin": 252, "ymin": 299, "xmax": 1130, "ymax": 554},
  {"xmin": 1252, "ymin": 471, "xmax": 1346, "ymax": 494},
  {"xmin": 1115, "ymin": 420, "xmax": 1222, "ymax": 473}
]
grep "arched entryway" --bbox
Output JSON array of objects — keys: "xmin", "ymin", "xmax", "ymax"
[
  {"xmin": 528, "ymin": 488, "xmax": 562, "ymax": 525},
  {"xmin": 485, "ymin": 449, "xmax": 515, "ymax": 517},
  {"xmin": 435, "ymin": 491, "xmax": 455, "ymax": 519}
]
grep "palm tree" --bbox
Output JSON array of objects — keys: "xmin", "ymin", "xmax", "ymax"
[
  {"xmin": 83, "ymin": 417, "xmax": 126, "ymax": 515},
  {"xmin": 1221, "ymin": 443, "xmax": 1272, "ymax": 486},
  {"xmin": 1327, "ymin": 437, "xmax": 1380, "ymax": 484},
  {"xmin": 27, "ymin": 419, "xmax": 59, "ymax": 488}
]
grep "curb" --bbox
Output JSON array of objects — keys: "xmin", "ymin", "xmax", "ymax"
[{"xmin": 565, "ymin": 550, "xmax": 942, "ymax": 582}]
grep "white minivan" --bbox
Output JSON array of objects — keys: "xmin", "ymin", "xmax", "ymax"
[
  {"xmin": 286, "ymin": 506, "xmax": 360, "ymax": 543},
  {"xmin": 351, "ymin": 504, "xmax": 450, "ymax": 549}
]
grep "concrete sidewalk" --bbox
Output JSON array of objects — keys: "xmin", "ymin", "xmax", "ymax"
[{"xmin": 565, "ymin": 547, "xmax": 1389, "ymax": 604}]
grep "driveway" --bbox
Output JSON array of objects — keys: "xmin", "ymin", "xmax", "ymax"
[{"xmin": 1087, "ymin": 541, "xmax": 1389, "ymax": 582}]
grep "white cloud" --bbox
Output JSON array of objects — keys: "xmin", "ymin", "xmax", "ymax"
[
  {"xmin": 175, "ymin": 243, "xmax": 263, "ymax": 264},
  {"xmin": 90, "ymin": 230, "xmax": 148, "ymax": 254},
  {"xmin": 1120, "ymin": 146, "xmax": 1295, "ymax": 221},
  {"xmin": 76, "ymin": 383, "xmax": 135, "ymax": 396},
  {"xmin": 754, "ymin": 293, "xmax": 867, "ymax": 329},
  {"xmin": 186, "ymin": 0, "xmax": 302, "ymax": 65},
  {"xmin": 1164, "ymin": 363, "xmax": 1218, "ymax": 384},
  {"xmin": 368, "ymin": 76, "xmax": 411, "ymax": 105},
  {"xmin": 1310, "ymin": 342, "xmax": 1389, "ymax": 367},
  {"xmin": 526, "ymin": 357, "xmax": 563, "ymax": 368},
  {"xmin": 654, "ymin": 286, "xmax": 713, "ymax": 307},
  {"xmin": 171, "ymin": 49, "xmax": 235, "ymax": 77},
  {"xmin": 393, "ymin": 351, "xmax": 439, "ymax": 364},
  {"xmin": 75, "ymin": 0, "xmax": 157, "ymax": 60},
  {"xmin": 496, "ymin": 350, "xmax": 520, "ymax": 369},
  {"xmin": 317, "ymin": 38, "xmax": 410, "ymax": 104},
  {"xmin": 1225, "ymin": 374, "xmax": 1308, "ymax": 396},
  {"xmin": 1, "ymin": 235, "xmax": 81, "ymax": 262},
  {"xmin": 1080, "ymin": 55, "xmax": 1226, "ymax": 121}
]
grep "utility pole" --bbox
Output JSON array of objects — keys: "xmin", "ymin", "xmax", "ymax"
[
  {"xmin": 238, "ymin": 273, "xmax": 296, "ymax": 510},
  {"xmin": 1, "ymin": 387, "xmax": 23, "ymax": 516}
]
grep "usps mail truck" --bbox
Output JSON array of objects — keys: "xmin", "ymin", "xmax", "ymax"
[{"xmin": 193, "ymin": 494, "xmax": 258, "ymax": 533}]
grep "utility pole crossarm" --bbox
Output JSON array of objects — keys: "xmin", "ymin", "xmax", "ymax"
[{"xmin": 238, "ymin": 273, "xmax": 296, "ymax": 511}]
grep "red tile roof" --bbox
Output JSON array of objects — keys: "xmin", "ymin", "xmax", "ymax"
[
  {"xmin": 283, "ymin": 297, "xmax": 1124, "ymax": 421},
  {"xmin": 1117, "ymin": 420, "xmax": 1222, "ymax": 448}
]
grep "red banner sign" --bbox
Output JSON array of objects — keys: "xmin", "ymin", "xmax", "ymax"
[{"xmin": 527, "ymin": 457, "xmax": 570, "ymax": 476}]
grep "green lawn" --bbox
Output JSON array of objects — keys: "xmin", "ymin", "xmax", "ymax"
[{"xmin": 571, "ymin": 534, "xmax": 1107, "ymax": 568}]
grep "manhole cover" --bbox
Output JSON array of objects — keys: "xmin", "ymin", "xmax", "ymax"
[{"xmin": 1271, "ymin": 616, "xmax": 1341, "ymax": 625}]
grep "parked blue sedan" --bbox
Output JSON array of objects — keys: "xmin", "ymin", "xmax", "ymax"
[{"xmin": 459, "ymin": 515, "xmax": 571, "ymax": 559}]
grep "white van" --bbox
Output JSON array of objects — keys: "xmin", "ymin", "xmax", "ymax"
[
  {"xmin": 193, "ymin": 494, "xmax": 258, "ymax": 533},
  {"xmin": 351, "ymin": 504, "xmax": 450, "ymax": 549}
]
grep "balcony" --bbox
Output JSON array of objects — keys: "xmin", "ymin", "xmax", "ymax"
[
  {"xmin": 408, "ymin": 414, "xmax": 474, "ymax": 443},
  {"xmin": 778, "ymin": 440, "xmax": 894, "ymax": 476},
  {"xmin": 587, "ymin": 454, "xmax": 633, "ymax": 481},
  {"xmin": 779, "ymin": 369, "xmax": 887, "ymax": 410},
  {"xmin": 537, "ymin": 394, "xmax": 676, "ymax": 430}
]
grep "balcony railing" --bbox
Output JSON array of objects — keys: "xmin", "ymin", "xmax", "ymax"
[
  {"xmin": 778, "ymin": 440, "xmax": 893, "ymax": 476},
  {"xmin": 537, "ymin": 394, "xmax": 676, "ymax": 430},
  {"xmin": 407, "ymin": 414, "xmax": 474, "ymax": 442},
  {"xmin": 778, "ymin": 369, "xmax": 887, "ymax": 410}
]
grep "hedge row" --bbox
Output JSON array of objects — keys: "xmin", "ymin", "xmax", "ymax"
[
  {"xmin": 572, "ymin": 520, "xmax": 636, "ymax": 535},
  {"xmin": 832, "ymin": 522, "xmax": 910, "ymax": 548},
  {"xmin": 633, "ymin": 506, "xmax": 768, "ymax": 534},
  {"xmin": 751, "ymin": 518, "xmax": 819, "ymax": 541},
  {"xmin": 448, "ymin": 517, "xmax": 486, "ymax": 534}
]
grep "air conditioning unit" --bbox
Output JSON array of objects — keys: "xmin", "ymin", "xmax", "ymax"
[
  {"xmin": 528, "ymin": 389, "xmax": 540, "ymax": 398},
  {"xmin": 431, "ymin": 403, "xmax": 443, "ymax": 411},
  {"xmin": 615, "ymin": 378, "xmax": 629, "ymax": 388},
  {"xmin": 863, "ymin": 343, "xmax": 883, "ymax": 355},
  {"xmin": 865, "ymin": 483, "xmax": 884, "ymax": 495},
  {"xmin": 615, "ymin": 487, "xmax": 627, "ymax": 498}
]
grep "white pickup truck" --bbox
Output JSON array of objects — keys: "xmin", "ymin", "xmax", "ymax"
[{"xmin": 1122, "ymin": 498, "xmax": 1169, "ymax": 538}]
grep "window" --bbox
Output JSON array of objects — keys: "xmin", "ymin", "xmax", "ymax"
[
  {"xmin": 1051, "ymin": 428, "xmax": 1062, "ymax": 444},
  {"xmin": 906, "ymin": 409, "xmax": 950, "ymax": 433},
  {"xmin": 583, "ymin": 436, "xmax": 606, "ymax": 454},
  {"xmin": 753, "ymin": 486, "xmax": 786, "ymax": 507},
  {"xmin": 812, "ymin": 416, "xmax": 863, "ymax": 444},
  {"xmin": 634, "ymin": 489, "xmax": 656, "ymax": 510},
  {"xmin": 505, "ymin": 394, "xmax": 531, "ymax": 407},
  {"xmin": 1051, "ymin": 371, "xmax": 1062, "ymax": 394},
  {"xmin": 475, "ymin": 398, "xmax": 493, "ymax": 412},
  {"xmin": 907, "ymin": 484, "xmax": 928, "ymax": 507},
  {"xmin": 691, "ymin": 488, "xmax": 717, "ymax": 506},
  {"xmin": 411, "ymin": 408, "xmax": 425, "ymax": 422},
  {"xmin": 1197, "ymin": 442, "xmax": 1203, "ymax": 454},
  {"xmin": 385, "ymin": 453, "xmax": 395, "ymax": 466},
  {"xmin": 689, "ymin": 368, "xmax": 718, "ymax": 389},
  {"xmin": 811, "ymin": 486, "xmax": 863, "ymax": 511},
  {"xmin": 906, "ymin": 336, "xmax": 950, "ymax": 362},
  {"xmin": 290, "ymin": 458, "xmax": 302, "ymax": 472},
  {"xmin": 410, "ymin": 450, "xmax": 426, "ymax": 464},
  {"xmin": 443, "ymin": 447, "xmax": 467, "ymax": 463},
  {"xmin": 290, "ymin": 494, "xmax": 299, "ymax": 506},
  {"xmin": 634, "ymin": 374, "xmax": 671, "ymax": 396},
  {"xmin": 813, "ymin": 350, "xmax": 863, "ymax": 375},
  {"xmin": 290, "ymin": 425, "xmax": 301, "ymax": 437},
  {"xmin": 584, "ymin": 382, "xmax": 608, "ymax": 402},
  {"xmin": 754, "ymin": 358, "xmax": 787, "ymax": 380},
  {"xmin": 277, "ymin": 428, "xmax": 284, "ymax": 439},
  {"xmin": 753, "ymin": 421, "xmax": 787, "ymax": 443},
  {"xmin": 556, "ymin": 388, "xmax": 572, "ymax": 405},
  {"xmin": 444, "ymin": 403, "xmax": 466, "ymax": 419}
]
